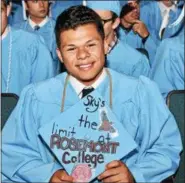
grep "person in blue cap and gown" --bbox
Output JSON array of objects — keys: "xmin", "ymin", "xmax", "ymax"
[
  {"xmin": 1, "ymin": 0, "xmax": 54, "ymax": 96},
  {"xmin": 140, "ymin": 0, "xmax": 184, "ymax": 46},
  {"xmin": 119, "ymin": 0, "xmax": 157, "ymax": 64},
  {"xmin": 150, "ymin": 5, "xmax": 184, "ymax": 99},
  {"xmin": 2, "ymin": 5, "xmax": 182, "ymax": 183},
  {"xmin": 86, "ymin": 0, "xmax": 150, "ymax": 78},
  {"xmin": 14, "ymin": 0, "xmax": 60, "ymax": 75}
]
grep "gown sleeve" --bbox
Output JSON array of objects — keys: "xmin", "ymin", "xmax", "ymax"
[
  {"xmin": 131, "ymin": 53, "xmax": 150, "ymax": 78},
  {"xmin": 127, "ymin": 76, "xmax": 182, "ymax": 182},
  {"xmin": 29, "ymin": 35, "xmax": 55, "ymax": 82},
  {"xmin": 2, "ymin": 85, "xmax": 63, "ymax": 182},
  {"xmin": 150, "ymin": 38, "xmax": 184, "ymax": 99}
]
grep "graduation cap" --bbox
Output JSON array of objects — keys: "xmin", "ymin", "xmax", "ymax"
[{"xmin": 85, "ymin": 0, "xmax": 121, "ymax": 16}]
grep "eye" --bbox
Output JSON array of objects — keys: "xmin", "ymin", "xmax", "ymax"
[
  {"xmin": 67, "ymin": 48, "xmax": 76, "ymax": 52},
  {"xmin": 87, "ymin": 44, "xmax": 96, "ymax": 48}
]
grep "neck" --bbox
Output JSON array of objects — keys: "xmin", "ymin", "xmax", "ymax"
[
  {"xmin": 161, "ymin": 0, "xmax": 173, "ymax": 7},
  {"xmin": 30, "ymin": 16, "xmax": 46, "ymax": 24},
  {"xmin": 121, "ymin": 19, "xmax": 132, "ymax": 30},
  {"xmin": 79, "ymin": 69, "xmax": 104, "ymax": 86}
]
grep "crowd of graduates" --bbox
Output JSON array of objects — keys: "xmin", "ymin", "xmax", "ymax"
[
  {"xmin": 2, "ymin": 0, "xmax": 184, "ymax": 98},
  {"xmin": 1, "ymin": 0, "xmax": 184, "ymax": 182}
]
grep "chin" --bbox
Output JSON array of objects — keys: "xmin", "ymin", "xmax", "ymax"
[
  {"xmin": 77, "ymin": 73, "xmax": 99, "ymax": 84},
  {"xmin": 39, "ymin": 14, "xmax": 47, "ymax": 18},
  {"xmin": 80, "ymin": 75, "xmax": 97, "ymax": 82}
]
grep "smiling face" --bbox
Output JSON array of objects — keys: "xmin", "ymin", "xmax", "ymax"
[
  {"xmin": 25, "ymin": 0, "xmax": 49, "ymax": 23},
  {"xmin": 57, "ymin": 23, "xmax": 106, "ymax": 86}
]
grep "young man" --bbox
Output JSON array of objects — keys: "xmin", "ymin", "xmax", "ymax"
[
  {"xmin": 86, "ymin": 0, "xmax": 151, "ymax": 78},
  {"xmin": 1, "ymin": 0, "xmax": 54, "ymax": 96},
  {"xmin": 2, "ymin": 5, "xmax": 182, "ymax": 183},
  {"xmin": 150, "ymin": 7, "xmax": 184, "ymax": 99},
  {"xmin": 140, "ymin": 0, "xmax": 184, "ymax": 45},
  {"xmin": 14, "ymin": 0, "xmax": 60, "ymax": 74},
  {"xmin": 119, "ymin": 0, "xmax": 157, "ymax": 63}
]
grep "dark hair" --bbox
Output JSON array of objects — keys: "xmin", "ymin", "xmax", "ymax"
[
  {"xmin": 55, "ymin": 5, "xmax": 105, "ymax": 48},
  {"xmin": 112, "ymin": 11, "xmax": 118, "ymax": 22},
  {"xmin": 2, "ymin": 0, "xmax": 11, "ymax": 6},
  {"xmin": 120, "ymin": 0, "xmax": 140, "ymax": 18}
]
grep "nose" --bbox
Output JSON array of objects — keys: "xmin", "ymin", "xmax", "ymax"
[
  {"xmin": 39, "ymin": 1, "xmax": 44, "ymax": 7},
  {"xmin": 76, "ymin": 47, "xmax": 90, "ymax": 60}
]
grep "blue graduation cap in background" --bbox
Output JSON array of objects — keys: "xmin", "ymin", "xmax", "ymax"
[{"xmin": 86, "ymin": 0, "xmax": 121, "ymax": 16}]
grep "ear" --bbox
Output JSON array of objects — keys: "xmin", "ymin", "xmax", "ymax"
[
  {"xmin": 112, "ymin": 17, "xmax": 120, "ymax": 30},
  {"xmin": 24, "ymin": 1, "xmax": 28, "ymax": 11},
  {"xmin": 104, "ymin": 39, "xmax": 109, "ymax": 55},
  {"xmin": 56, "ymin": 48, "xmax": 64, "ymax": 63},
  {"xmin": 6, "ymin": 2, "xmax": 12, "ymax": 17}
]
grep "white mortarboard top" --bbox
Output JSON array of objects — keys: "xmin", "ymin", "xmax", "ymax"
[
  {"xmin": 86, "ymin": 0, "xmax": 121, "ymax": 16},
  {"xmin": 39, "ymin": 90, "xmax": 137, "ymax": 182}
]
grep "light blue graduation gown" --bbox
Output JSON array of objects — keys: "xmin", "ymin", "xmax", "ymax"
[
  {"xmin": 13, "ymin": 18, "xmax": 60, "ymax": 75},
  {"xmin": 50, "ymin": 1, "xmax": 83, "ymax": 20},
  {"xmin": 150, "ymin": 32, "xmax": 184, "ymax": 99},
  {"xmin": 107, "ymin": 40, "xmax": 150, "ymax": 77},
  {"xmin": 1, "ymin": 27, "xmax": 54, "ymax": 96},
  {"xmin": 140, "ymin": 1, "xmax": 183, "ymax": 45},
  {"xmin": 118, "ymin": 28, "xmax": 157, "ymax": 64},
  {"xmin": 2, "ymin": 69, "xmax": 182, "ymax": 182}
]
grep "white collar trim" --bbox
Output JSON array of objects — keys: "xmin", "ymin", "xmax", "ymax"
[
  {"xmin": 1, "ymin": 26, "xmax": 9, "ymax": 40},
  {"xmin": 69, "ymin": 69, "xmax": 106, "ymax": 98},
  {"xmin": 158, "ymin": 2, "xmax": 176, "ymax": 14},
  {"xmin": 28, "ymin": 16, "xmax": 49, "ymax": 29}
]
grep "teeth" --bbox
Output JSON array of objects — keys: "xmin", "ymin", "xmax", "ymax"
[{"xmin": 79, "ymin": 64, "xmax": 92, "ymax": 68}]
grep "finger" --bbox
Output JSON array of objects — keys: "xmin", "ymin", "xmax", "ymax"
[
  {"xmin": 106, "ymin": 160, "xmax": 121, "ymax": 169},
  {"xmin": 59, "ymin": 173, "xmax": 73, "ymax": 182},
  {"xmin": 102, "ymin": 174, "xmax": 121, "ymax": 183},
  {"xmin": 98, "ymin": 167, "xmax": 119, "ymax": 180},
  {"xmin": 50, "ymin": 177, "xmax": 61, "ymax": 183},
  {"xmin": 131, "ymin": 19, "xmax": 141, "ymax": 24},
  {"xmin": 133, "ymin": 24, "xmax": 140, "ymax": 30},
  {"xmin": 132, "ymin": 26, "xmax": 139, "ymax": 33},
  {"xmin": 132, "ymin": 27, "xmax": 137, "ymax": 33}
]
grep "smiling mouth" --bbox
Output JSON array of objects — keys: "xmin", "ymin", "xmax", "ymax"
[{"xmin": 78, "ymin": 62, "xmax": 94, "ymax": 71}]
